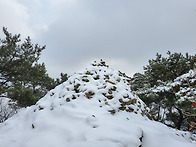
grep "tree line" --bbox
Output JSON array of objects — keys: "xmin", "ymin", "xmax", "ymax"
[
  {"xmin": 131, "ymin": 51, "xmax": 196, "ymax": 131},
  {"xmin": 0, "ymin": 28, "xmax": 195, "ymax": 131},
  {"xmin": 0, "ymin": 27, "xmax": 68, "ymax": 107}
]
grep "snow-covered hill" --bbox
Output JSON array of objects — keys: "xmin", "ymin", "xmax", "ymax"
[{"xmin": 0, "ymin": 60, "xmax": 195, "ymax": 147}]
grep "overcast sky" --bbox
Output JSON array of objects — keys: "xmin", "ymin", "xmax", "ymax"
[{"xmin": 1, "ymin": 0, "xmax": 196, "ymax": 78}]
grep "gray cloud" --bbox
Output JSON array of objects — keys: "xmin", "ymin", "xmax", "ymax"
[
  {"xmin": 0, "ymin": 0, "xmax": 33, "ymax": 38},
  {"xmin": 1, "ymin": 0, "xmax": 196, "ymax": 78}
]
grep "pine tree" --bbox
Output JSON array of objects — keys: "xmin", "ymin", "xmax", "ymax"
[
  {"xmin": 144, "ymin": 51, "xmax": 196, "ymax": 86},
  {"xmin": 132, "ymin": 51, "xmax": 196, "ymax": 130},
  {"xmin": 0, "ymin": 27, "xmax": 56, "ymax": 107}
]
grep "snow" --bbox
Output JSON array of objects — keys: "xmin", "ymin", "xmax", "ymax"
[
  {"xmin": 0, "ymin": 97, "xmax": 18, "ymax": 122},
  {"xmin": 174, "ymin": 69, "xmax": 196, "ymax": 103},
  {"xmin": 0, "ymin": 61, "xmax": 195, "ymax": 147},
  {"xmin": 140, "ymin": 69, "xmax": 196, "ymax": 103},
  {"xmin": 175, "ymin": 69, "xmax": 196, "ymax": 82}
]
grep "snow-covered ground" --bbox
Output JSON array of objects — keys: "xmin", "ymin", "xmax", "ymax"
[{"xmin": 0, "ymin": 61, "xmax": 195, "ymax": 147}]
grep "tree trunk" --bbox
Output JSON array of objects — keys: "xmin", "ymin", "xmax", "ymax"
[{"xmin": 175, "ymin": 107, "xmax": 184, "ymax": 130}]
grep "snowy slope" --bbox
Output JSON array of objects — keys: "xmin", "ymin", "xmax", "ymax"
[{"xmin": 0, "ymin": 61, "xmax": 195, "ymax": 147}]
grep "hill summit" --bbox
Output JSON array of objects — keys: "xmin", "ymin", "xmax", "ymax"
[
  {"xmin": 36, "ymin": 60, "xmax": 150, "ymax": 118},
  {"xmin": 0, "ymin": 60, "xmax": 195, "ymax": 147}
]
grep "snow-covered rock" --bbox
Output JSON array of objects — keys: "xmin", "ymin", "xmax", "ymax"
[{"xmin": 0, "ymin": 60, "xmax": 195, "ymax": 147}]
